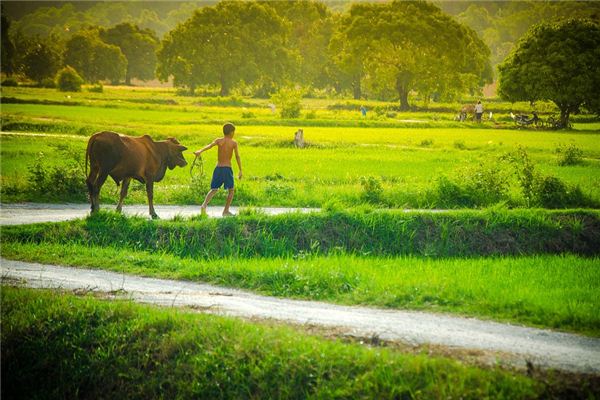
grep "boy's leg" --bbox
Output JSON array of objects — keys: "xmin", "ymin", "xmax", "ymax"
[
  {"xmin": 201, "ymin": 189, "xmax": 218, "ymax": 215},
  {"xmin": 223, "ymin": 188, "xmax": 235, "ymax": 216}
]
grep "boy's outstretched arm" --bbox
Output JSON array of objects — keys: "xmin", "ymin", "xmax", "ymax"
[
  {"xmin": 234, "ymin": 143, "xmax": 242, "ymax": 179},
  {"xmin": 194, "ymin": 139, "xmax": 218, "ymax": 156}
]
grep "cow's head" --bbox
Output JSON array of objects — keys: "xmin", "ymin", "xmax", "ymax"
[{"xmin": 165, "ymin": 137, "xmax": 188, "ymax": 169}]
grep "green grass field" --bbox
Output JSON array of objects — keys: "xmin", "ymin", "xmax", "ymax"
[{"xmin": 2, "ymin": 87, "xmax": 599, "ymax": 208}]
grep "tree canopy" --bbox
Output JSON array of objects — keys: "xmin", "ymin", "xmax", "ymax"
[
  {"xmin": 64, "ymin": 29, "xmax": 127, "ymax": 84},
  {"xmin": 336, "ymin": 1, "xmax": 492, "ymax": 109},
  {"xmin": 100, "ymin": 23, "xmax": 159, "ymax": 85},
  {"xmin": 157, "ymin": 1, "xmax": 291, "ymax": 96},
  {"xmin": 498, "ymin": 19, "xmax": 600, "ymax": 126}
]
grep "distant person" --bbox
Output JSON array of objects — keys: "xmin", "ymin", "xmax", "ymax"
[
  {"xmin": 360, "ymin": 105, "xmax": 367, "ymax": 117},
  {"xmin": 475, "ymin": 100, "xmax": 483, "ymax": 123},
  {"xmin": 194, "ymin": 123, "xmax": 242, "ymax": 216}
]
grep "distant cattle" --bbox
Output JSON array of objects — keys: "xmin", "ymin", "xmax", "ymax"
[{"xmin": 86, "ymin": 131, "xmax": 187, "ymax": 219}]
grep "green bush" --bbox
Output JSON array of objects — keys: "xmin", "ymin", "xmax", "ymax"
[
  {"xmin": 359, "ymin": 176, "xmax": 383, "ymax": 204},
  {"xmin": 1, "ymin": 77, "xmax": 18, "ymax": 86},
  {"xmin": 271, "ymin": 86, "xmax": 303, "ymax": 119},
  {"xmin": 556, "ymin": 144, "xmax": 584, "ymax": 166},
  {"xmin": 56, "ymin": 66, "xmax": 83, "ymax": 92},
  {"xmin": 39, "ymin": 77, "xmax": 56, "ymax": 88},
  {"xmin": 87, "ymin": 83, "xmax": 103, "ymax": 93},
  {"xmin": 26, "ymin": 147, "xmax": 86, "ymax": 201}
]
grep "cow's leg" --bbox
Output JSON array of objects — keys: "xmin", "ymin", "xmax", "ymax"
[
  {"xmin": 116, "ymin": 177, "xmax": 131, "ymax": 213},
  {"xmin": 86, "ymin": 165, "xmax": 100, "ymax": 213},
  {"xmin": 146, "ymin": 181, "xmax": 158, "ymax": 219},
  {"xmin": 92, "ymin": 172, "xmax": 109, "ymax": 214}
]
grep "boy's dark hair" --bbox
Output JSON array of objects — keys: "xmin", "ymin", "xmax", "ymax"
[{"xmin": 223, "ymin": 123, "xmax": 235, "ymax": 136}]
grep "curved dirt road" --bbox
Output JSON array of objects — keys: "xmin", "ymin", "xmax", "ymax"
[
  {"xmin": 2, "ymin": 258, "xmax": 599, "ymax": 375},
  {"xmin": 0, "ymin": 202, "xmax": 316, "ymax": 225}
]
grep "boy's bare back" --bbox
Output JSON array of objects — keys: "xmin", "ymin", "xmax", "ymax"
[{"xmin": 215, "ymin": 137, "xmax": 238, "ymax": 167}]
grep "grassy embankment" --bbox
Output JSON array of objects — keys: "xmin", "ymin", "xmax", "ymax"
[
  {"xmin": 3, "ymin": 209, "xmax": 599, "ymax": 335},
  {"xmin": 6, "ymin": 285, "xmax": 596, "ymax": 399},
  {"xmin": 2, "ymin": 87, "xmax": 599, "ymax": 208}
]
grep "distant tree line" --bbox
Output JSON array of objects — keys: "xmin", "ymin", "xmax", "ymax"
[{"xmin": 2, "ymin": 0, "xmax": 599, "ymax": 112}]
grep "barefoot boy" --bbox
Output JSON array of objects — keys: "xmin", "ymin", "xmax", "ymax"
[{"xmin": 194, "ymin": 123, "xmax": 242, "ymax": 216}]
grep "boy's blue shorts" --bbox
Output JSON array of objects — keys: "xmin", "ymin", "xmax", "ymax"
[{"xmin": 210, "ymin": 166, "xmax": 234, "ymax": 189}]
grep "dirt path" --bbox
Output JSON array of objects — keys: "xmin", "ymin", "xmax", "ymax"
[
  {"xmin": 2, "ymin": 258, "xmax": 599, "ymax": 375},
  {"xmin": 0, "ymin": 203, "xmax": 316, "ymax": 225}
]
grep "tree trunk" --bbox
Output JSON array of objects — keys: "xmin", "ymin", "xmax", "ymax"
[
  {"xmin": 189, "ymin": 83, "xmax": 195, "ymax": 96},
  {"xmin": 395, "ymin": 72, "xmax": 412, "ymax": 111},
  {"xmin": 352, "ymin": 80, "xmax": 361, "ymax": 100},
  {"xmin": 125, "ymin": 73, "xmax": 132, "ymax": 86},
  {"xmin": 220, "ymin": 76, "xmax": 229, "ymax": 97},
  {"xmin": 560, "ymin": 108, "xmax": 570, "ymax": 129}
]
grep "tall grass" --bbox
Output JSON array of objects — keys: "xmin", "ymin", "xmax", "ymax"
[
  {"xmin": 3, "ymin": 209, "xmax": 598, "ymax": 258},
  {"xmin": 1, "ymin": 286, "xmax": 552, "ymax": 399}
]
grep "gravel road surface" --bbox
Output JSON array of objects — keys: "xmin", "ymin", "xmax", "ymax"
[{"xmin": 2, "ymin": 258, "xmax": 599, "ymax": 375}]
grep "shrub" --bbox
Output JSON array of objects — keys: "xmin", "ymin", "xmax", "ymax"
[
  {"xmin": 241, "ymin": 111, "xmax": 255, "ymax": 118},
  {"xmin": 556, "ymin": 144, "xmax": 584, "ymax": 166},
  {"xmin": 360, "ymin": 176, "xmax": 383, "ymax": 204},
  {"xmin": 304, "ymin": 110, "xmax": 317, "ymax": 119},
  {"xmin": 26, "ymin": 146, "xmax": 86, "ymax": 200},
  {"xmin": 462, "ymin": 159, "xmax": 511, "ymax": 205},
  {"xmin": 433, "ymin": 176, "xmax": 475, "ymax": 208},
  {"xmin": 271, "ymin": 86, "xmax": 303, "ymax": 119},
  {"xmin": 56, "ymin": 66, "xmax": 83, "ymax": 92},
  {"xmin": 420, "ymin": 139, "xmax": 434, "ymax": 147},
  {"xmin": 39, "ymin": 77, "xmax": 56, "ymax": 88},
  {"xmin": 87, "ymin": 83, "xmax": 103, "ymax": 93},
  {"xmin": 1, "ymin": 77, "xmax": 18, "ymax": 86}
]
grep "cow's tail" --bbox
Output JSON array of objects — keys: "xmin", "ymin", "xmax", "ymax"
[{"xmin": 85, "ymin": 136, "xmax": 92, "ymax": 178}]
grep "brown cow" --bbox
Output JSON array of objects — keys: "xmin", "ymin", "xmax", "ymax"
[{"xmin": 86, "ymin": 131, "xmax": 187, "ymax": 219}]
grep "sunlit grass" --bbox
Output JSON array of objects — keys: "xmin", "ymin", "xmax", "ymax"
[{"xmin": 2, "ymin": 286, "xmax": 544, "ymax": 399}]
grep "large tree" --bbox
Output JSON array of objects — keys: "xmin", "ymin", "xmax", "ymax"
[
  {"xmin": 157, "ymin": 1, "xmax": 291, "ymax": 96},
  {"xmin": 100, "ymin": 23, "xmax": 159, "ymax": 85},
  {"xmin": 21, "ymin": 35, "xmax": 62, "ymax": 83},
  {"xmin": 268, "ymin": 1, "xmax": 335, "ymax": 91},
  {"xmin": 338, "ymin": 1, "xmax": 492, "ymax": 108},
  {"xmin": 64, "ymin": 29, "xmax": 127, "ymax": 83},
  {"xmin": 498, "ymin": 19, "xmax": 600, "ymax": 127}
]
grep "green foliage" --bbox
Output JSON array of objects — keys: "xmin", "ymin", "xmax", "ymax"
[
  {"xmin": 21, "ymin": 36, "xmax": 62, "ymax": 83},
  {"xmin": 38, "ymin": 77, "xmax": 56, "ymax": 88},
  {"xmin": 1, "ymin": 77, "xmax": 19, "ymax": 87},
  {"xmin": 64, "ymin": 28, "xmax": 127, "ymax": 83},
  {"xmin": 270, "ymin": 86, "xmax": 303, "ymax": 118},
  {"xmin": 556, "ymin": 143, "xmax": 584, "ymax": 166},
  {"xmin": 533, "ymin": 175, "xmax": 587, "ymax": 209},
  {"xmin": 99, "ymin": 22, "xmax": 158, "ymax": 85},
  {"xmin": 359, "ymin": 176, "xmax": 383, "ymax": 204},
  {"xmin": 5, "ymin": 209, "xmax": 600, "ymax": 259},
  {"xmin": 25, "ymin": 147, "xmax": 86, "ymax": 201},
  {"xmin": 337, "ymin": 1, "xmax": 492, "ymax": 109},
  {"xmin": 87, "ymin": 83, "xmax": 103, "ymax": 93},
  {"xmin": 156, "ymin": 2, "xmax": 291, "ymax": 96},
  {"xmin": 498, "ymin": 19, "xmax": 600, "ymax": 127},
  {"xmin": 56, "ymin": 66, "xmax": 83, "ymax": 92}
]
